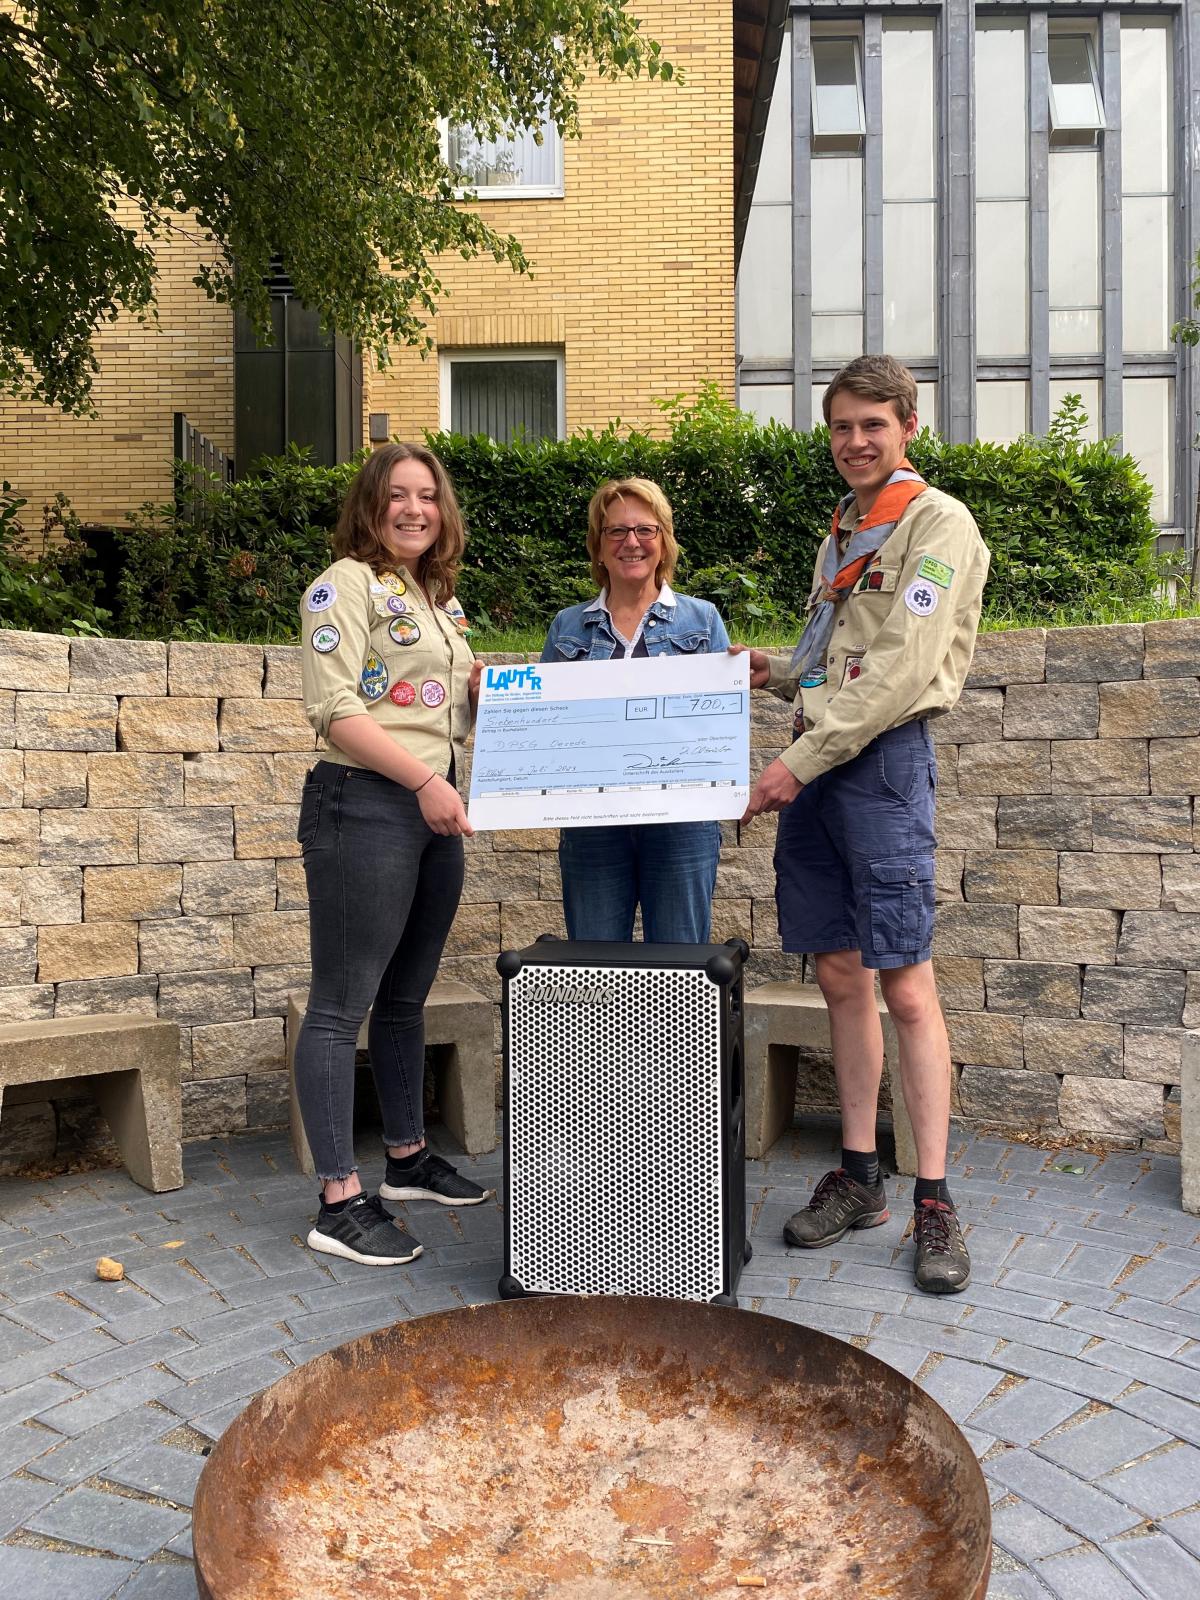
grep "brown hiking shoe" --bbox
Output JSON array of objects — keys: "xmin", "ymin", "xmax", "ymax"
[
  {"xmin": 782, "ymin": 1168, "xmax": 889, "ymax": 1249},
  {"xmin": 912, "ymin": 1199, "xmax": 971, "ymax": 1294}
]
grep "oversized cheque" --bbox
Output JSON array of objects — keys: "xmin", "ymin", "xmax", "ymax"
[{"xmin": 468, "ymin": 653, "xmax": 750, "ymax": 831}]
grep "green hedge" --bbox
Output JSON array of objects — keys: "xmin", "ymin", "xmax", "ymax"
[{"xmin": 2, "ymin": 389, "xmax": 1160, "ymax": 640}]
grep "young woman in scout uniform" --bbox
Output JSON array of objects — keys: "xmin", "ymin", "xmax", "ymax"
[{"xmin": 294, "ymin": 442, "xmax": 488, "ymax": 1266}]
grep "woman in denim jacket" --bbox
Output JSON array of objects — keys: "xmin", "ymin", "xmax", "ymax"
[{"xmin": 541, "ymin": 478, "xmax": 729, "ymax": 943}]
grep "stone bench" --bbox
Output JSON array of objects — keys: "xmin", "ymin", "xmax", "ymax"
[
  {"xmin": 285, "ymin": 981, "xmax": 497, "ymax": 1177},
  {"xmin": 1183, "ymin": 1032, "xmax": 1199, "ymax": 1215},
  {"xmin": 0, "ymin": 1015, "xmax": 182, "ymax": 1192},
  {"xmin": 744, "ymin": 982, "xmax": 918, "ymax": 1174}
]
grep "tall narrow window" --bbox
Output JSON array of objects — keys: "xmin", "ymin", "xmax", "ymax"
[
  {"xmin": 811, "ymin": 157, "xmax": 863, "ymax": 360},
  {"xmin": 1048, "ymin": 147, "xmax": 1101, "ymax": 354},
  {"xmin": 1121, "ymin": 21, "xmax": 1174, "ymax": 354},
  {"xmin": 810, "ymin": 30, "xmax": 864, "ymax": 363},
  {"xmin": 975, "ymin": 21, "xmax": 1029, "ymax": 360},
  {"xmin": 1123, "ymin": 378, "xmax": 1174, "ymax": 522},
  {"xmin": 882, "ymin": 19, "xmax": 937, "ymax": 359},
  {"xmin": 234, "ymin": 273, "xmax": 363, "ymax": 474}
]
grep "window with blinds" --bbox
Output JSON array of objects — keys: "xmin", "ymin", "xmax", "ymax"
[{"xmin": 443, "ymin": 351, "xmax": 564, "ymax": 443}]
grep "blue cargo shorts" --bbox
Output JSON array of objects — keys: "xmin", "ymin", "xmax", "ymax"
[{"xmin": 774, "ymin": 719, "xmax": 938, "ymax": 970}]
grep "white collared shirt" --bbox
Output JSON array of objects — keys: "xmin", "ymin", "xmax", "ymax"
[{"xmin": 585, "ymin": 582, "xmax": 677, "ymax": 658}]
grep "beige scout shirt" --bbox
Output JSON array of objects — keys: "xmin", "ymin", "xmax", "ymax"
[
  {"xmin": 768, "ymin": 486, "xmax": 990, "ymax": 786},
  {"xmin": 300, "ymin": 556, "xmax": 475, "ymax": 778}
]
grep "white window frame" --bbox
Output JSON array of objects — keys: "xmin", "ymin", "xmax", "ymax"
[
  {"xmin": 1047, "ymin": 29, "xmax": 1106, "ymax": 134},
  {"xmin": 439, "ymin": 347, "xmax": 566, "ymax": 441},
  {"xmin": 439, "ymin": 118, "xmax": 564, "ymax": 200},
  {"xmin": 810, "ymin": 35, "xmax": 866, "ymax": 144}
]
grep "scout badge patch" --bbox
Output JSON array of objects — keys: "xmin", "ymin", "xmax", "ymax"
[
  {"xmin": 389, "ymin": 617, "xmax": 420, "ymax": 646},
  {"xmin": 360, "ymin": 652, "xmax": 389, "ymax": 700},
  {"xmin": 442, "ymin": 599, "xmax": 471, "ymax": 636},
  {"xmin": 311, "ymin": 624, "xmax": 340, "ymax": 653},
  {"xmin": 916, "ymin": 556, "xmax": 954, "ymax": 589},
  {"xmin": 421, "ymin": 680, "xmax": 446, "ymax": 708},
  {"xmin": 306, "ymin": 581, "xmax": 337, "ymax": 612},
  {"xmin": 904, "ymin": 580, "xmax": 939, "ymax": 617}
]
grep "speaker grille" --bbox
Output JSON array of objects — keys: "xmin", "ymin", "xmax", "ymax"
[{"xmin": 507, "ymin": 961, "xmax": 725, "ymax": 1301}]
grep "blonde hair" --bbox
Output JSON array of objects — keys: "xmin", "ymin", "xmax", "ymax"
[
  {"xmin": 585, "ymin": 478, "xmax": 679, "ymax": 590},
  {"xmin": 822, "ymin": 355, "xmax": 919, "ymax": 426},
  {"xmin": 333, "ymin": 442, "xmax": 465, "ymax": 603}
]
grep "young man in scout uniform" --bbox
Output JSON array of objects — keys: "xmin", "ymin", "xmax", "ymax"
[{"xmin": 740, "ymin": 354, "xmax": 990, "ymax": 1294}]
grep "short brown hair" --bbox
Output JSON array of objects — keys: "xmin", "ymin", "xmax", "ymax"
[
  {"xmin": 332, "ymin": 442, "xmax": 466, "ymax": 603},
  {"xmin": 822, "ymin": 355, "xmax": 919, "ymax": 426},
  {"xmin": 585, "ymin": 478, "xmax": 679, "ymax": 590}
]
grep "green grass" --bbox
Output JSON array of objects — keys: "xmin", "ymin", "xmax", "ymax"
[
  {"xmin": 979, "ymin": 592, "xmax": 1200, "ymax": 632},
  {"xmin": 471, "ymin": 597, "xmax": 1200, "ymax": 655}
]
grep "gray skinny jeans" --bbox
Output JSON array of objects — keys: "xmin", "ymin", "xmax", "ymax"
[{"xmin": 292, "ymin": 759, "xmax": 465, "ymax": 1182}]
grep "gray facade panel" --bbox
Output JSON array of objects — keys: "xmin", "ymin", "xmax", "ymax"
[
  {"xmin": 1100, "ymin": 11, "xmax": 1124, "ymax": 447},
  {"xmin": 791, "ymin": 14, "xmax": 814, "ymax": 428},
  {"xmin": 1029, "ymin": 13, "xmax": 1051, "ymax": 438}
]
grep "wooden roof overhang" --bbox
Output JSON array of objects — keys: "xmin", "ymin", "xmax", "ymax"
[{"xmin": 733, "ymin": 0, "xmax": 789, "ymax": 266}]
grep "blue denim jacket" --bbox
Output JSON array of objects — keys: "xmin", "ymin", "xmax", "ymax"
[{"xmin": 540, "ymin": 590, "xmax": 730, "ymax": 662}]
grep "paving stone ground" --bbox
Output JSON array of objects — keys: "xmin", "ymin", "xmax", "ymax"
[{"xmin": 0, "ymin": 1122, "xmax": 1196, "ymax": 1599}]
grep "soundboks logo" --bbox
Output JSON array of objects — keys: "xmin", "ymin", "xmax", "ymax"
[{"xmin": 525, "ymin": 982, "xmax": 614, "ymax": 1006}]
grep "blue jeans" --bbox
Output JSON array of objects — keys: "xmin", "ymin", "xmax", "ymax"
[
  {"xmin": 559, "ymin": 821, "xmax": 721, "ymax": 943},
  {"xmin": 292, "ymin": 760, "xmax": 465, "ymax": 1181}
]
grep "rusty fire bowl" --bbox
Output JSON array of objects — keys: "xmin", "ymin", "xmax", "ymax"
[{"xmin": 193, "ymin": 1295, "xmax": 991, "ymax": 1599}]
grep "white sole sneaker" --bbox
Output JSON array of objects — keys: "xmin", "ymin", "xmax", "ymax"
[
  {"xmin": 306, "ymin": 1227, "xmax": 423, "ymax": 1266},
  {"xmin": 378, "ymin": 1181, "xmax": 493, "ymax": 1207}
]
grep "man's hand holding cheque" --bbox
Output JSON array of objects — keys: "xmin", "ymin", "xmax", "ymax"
[{"xmin": 728, "ymin": 645, "xmax": 803, "ymax": 822}]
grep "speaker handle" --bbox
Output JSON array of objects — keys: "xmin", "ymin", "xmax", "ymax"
[
  {"xmin": 706, "ymin": 938, "xmax": 750, "ymax": 985},
  {"xmin": 496, "ymin": 949, "xmax": 524, "ymax": 978}
]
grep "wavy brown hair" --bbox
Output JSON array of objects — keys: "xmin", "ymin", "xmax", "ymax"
[
  {"xmin": 585, "ymin": 478, "xmax": 679, "ymax": 591},
  {"xmin": 332, "ymin": 442, "xmax": 466, "ymax": 603},
  {"xmin": 822, "ymin": 355, "xmax": 919, "ymax": 425}
]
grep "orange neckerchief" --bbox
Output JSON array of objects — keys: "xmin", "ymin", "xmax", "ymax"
[{"xmin": 818, "ymin": 460, "xmax": 927, "ymax": 602}]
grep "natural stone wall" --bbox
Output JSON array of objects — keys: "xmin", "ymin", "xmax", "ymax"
[
  {"xmin": 0, "ymin": 621, "xmax": 1194, "ymax": 1158},
  {"xmin": 926, "ymin": 620, "xmax": 1200, "ymax": 1153}
]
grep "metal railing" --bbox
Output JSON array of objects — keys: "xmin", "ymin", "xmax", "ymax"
[{"xmin": 173, "ymin": 414, "xmax": 234, "ymax": 524}]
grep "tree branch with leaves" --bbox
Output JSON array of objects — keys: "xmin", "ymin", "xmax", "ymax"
[{"xmin": 0, "ymin": 1, "xmax": 674, "ymax": 414}]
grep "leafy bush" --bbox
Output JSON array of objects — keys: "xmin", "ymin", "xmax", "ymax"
[
  {"xmin": 0, "ymin": 483, "xmax": 110, "ymax": 635},
  {"xmin": 907, "ymin": 396, "xmax": 1159, "ymax": 619},
  {"xmin": 7, "ymin": 388, "xmax": 1159, "ymax": 641},
  {"xmin": 111, "ymin": 449, "xmax": 357, "ymax": 641}
]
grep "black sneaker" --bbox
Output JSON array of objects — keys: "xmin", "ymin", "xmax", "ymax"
[
  {"xmin": 783, "ymin": 1168, "xmax": 889, "ymax": 1248},
  {"xmin": 378, "ymin": 1150, "xmax": 493, "ymax": 1207},
  {"xmin": 912, "ymin": 1200, "xmax": 971, "ymax": 1294},
  {"xmin": 307, "ymin": 1193, "xmax": 423, "ymax": 1266}
]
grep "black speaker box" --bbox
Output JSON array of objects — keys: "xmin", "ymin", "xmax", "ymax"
[{"xmin": 496, "ymin": 937, "xmax": 749, "ymax": 1306}]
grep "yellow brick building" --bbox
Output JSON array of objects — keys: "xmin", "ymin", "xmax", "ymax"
[{"xmin": 0, "ymin": 0, "xmax": 789, "ymax": 533}]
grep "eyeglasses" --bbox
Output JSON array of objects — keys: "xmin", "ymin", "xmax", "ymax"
[{"xmin": 601, "ymin": 524, "xmax": 660, "ymax": 542}]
